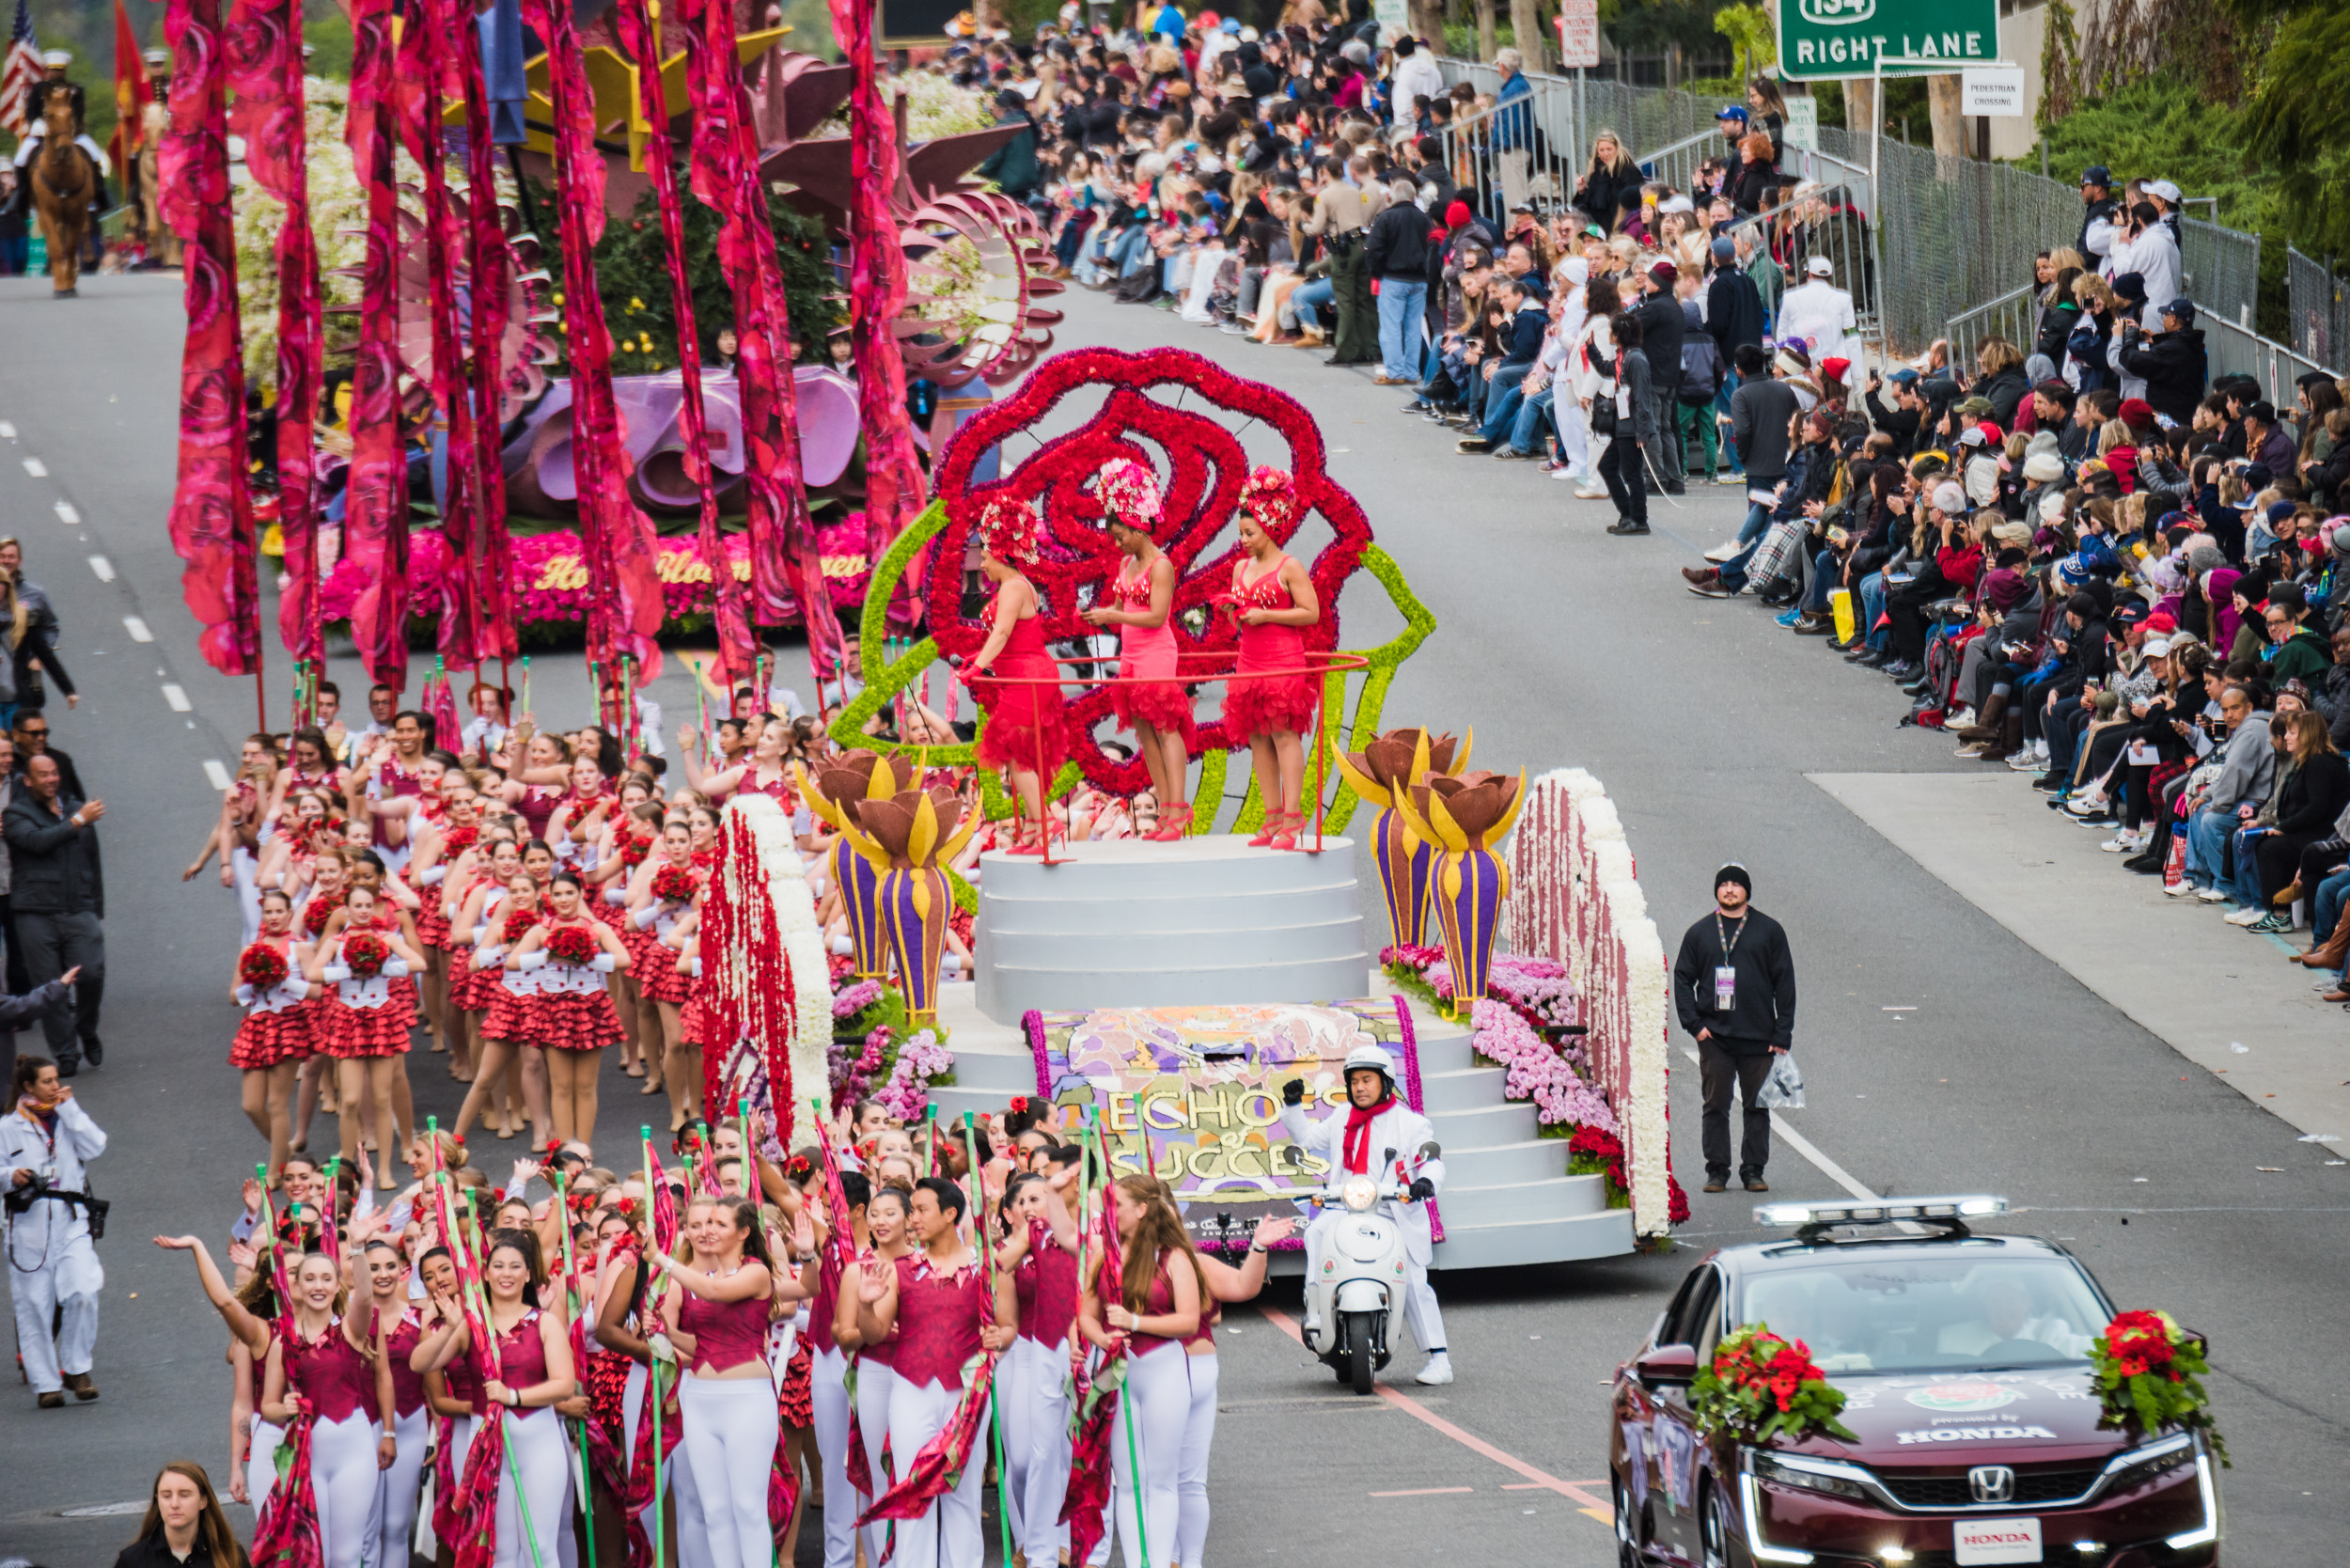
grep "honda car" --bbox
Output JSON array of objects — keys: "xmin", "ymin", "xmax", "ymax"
[{"xmin": 1608, "ymin": 1197, "xmax": 2221, "ymax": 1568}]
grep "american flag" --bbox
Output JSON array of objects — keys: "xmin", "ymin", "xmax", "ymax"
[{"xmin": 0, "ymin": 0, "xmax": 39, "ymax": 137}]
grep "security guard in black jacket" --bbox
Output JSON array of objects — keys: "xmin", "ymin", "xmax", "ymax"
[{"xmin": 1672, "ymin": 864, "xmax": 1796, "ymax": 1192}]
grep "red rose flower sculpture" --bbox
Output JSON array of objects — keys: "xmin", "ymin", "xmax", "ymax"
[
  {"xmin": 342, "ymin": 931, "xmax": 391, "ymax": 980},
  {"xmin": 546, "ymin": 924, "xmax": 598, "ymax": 966},
  {"xmin": 1690, "ymin": 1324, "xmax": 1859, "ymax": 1445},
  {"xmin": 928, "ymin": 346, "xmax": 1376, "ymax": 795},
  {"xmin": 651, "ymin": 865, "xmax": 698, "ymax": 903},
  {"xmin": 2092, "ymin": 1309, "xmax": 2228, "ymax": 1464},
  {"xmin": 240, "ymin": 944, "xmax": 290, "ymax": 993}
]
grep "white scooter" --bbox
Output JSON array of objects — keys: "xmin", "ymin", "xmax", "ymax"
[{"xmin": 1297, "ymin": 1141, "xmax": 1439, "ymax": 1396}]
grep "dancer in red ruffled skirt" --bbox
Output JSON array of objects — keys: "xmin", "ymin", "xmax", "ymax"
[
  {"xmin": 231, "ymin": 888, "xmax": 316, "ymax": 1177},
  {"xmin": 303, "ymin": 883, "xmax": 423, "ymax": 1168},
  {"xmin": 1083, "ymin": 459, "xmax": 1198, "ymax": 839},
  {"xmin": 625, "ymin": 822, "xmax": 705, "ymax": 1131},
  {"xmin": 965, "ymin": 498, "xmax": 1071, "ymax": 855},
  {"xmin": 1223, "ymin": 467, "xmax": 1324, "ymax": 851},
  {"xmin": 504, "ymin": 871, "xmax": 631, "ymax": 1144}
]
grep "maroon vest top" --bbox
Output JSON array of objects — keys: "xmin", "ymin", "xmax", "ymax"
[
  {"xmin": 891, "ymin": 1252, "xmax": 986, "ymax": 1390},
  {"xmin": 681, "ymin": 1287, "xmax": 770, "ymax": 1375},
  {"xmin": 288, "ymin": 1319, "xmax": 377, "ymax": 1426}
]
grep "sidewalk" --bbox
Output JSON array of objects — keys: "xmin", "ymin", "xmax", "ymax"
[{"xmin": 1812, "ymin": 771, "xmax": 2350, "ymax": 1141}]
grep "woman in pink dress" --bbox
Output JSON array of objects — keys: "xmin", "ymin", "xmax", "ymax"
[
  {"xmin": 1222, "ymin": 467, "xmax": 1323, "ymax": 850},
  {"xmin": 965, "ymin": 498, "xmax": 1071, "ymax": 855},
  {"xmin": 1083, "ymin": 460, "xmax": 1197, "ymax": 839}
]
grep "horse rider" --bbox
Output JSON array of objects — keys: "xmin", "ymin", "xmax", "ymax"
[{"xmin": 9, "ymin": 53, "xmax": 112, "ymax": 209}]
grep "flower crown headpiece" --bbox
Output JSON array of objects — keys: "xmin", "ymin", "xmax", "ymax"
[
  {"xmin": 978, "ymin": 497, "xmax": 1042, "ymax": 565},
  {"xmin": 1238, "ymin": 465, "xmax": 1301, "ymax": 541},
  {"xmin": 1094, "ymin": 459, "xmax": 1164, "ymax": 529}
]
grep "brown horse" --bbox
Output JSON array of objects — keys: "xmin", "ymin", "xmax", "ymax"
[{"xmin": 30, "ymin": 94, "xmax": 96, "ymax": 297}]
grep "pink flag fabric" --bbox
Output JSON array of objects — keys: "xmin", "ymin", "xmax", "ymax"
[
  {"xmin": 162, "ymin": 0, "xmax": 261, "ymax": 679},
  {"xmin": 453, "ymin": 1, "xmax": 517, "ymax": 666},
  {"xmin": 341, "ymin": 0, "xmax": 410, "ymax": 693}
]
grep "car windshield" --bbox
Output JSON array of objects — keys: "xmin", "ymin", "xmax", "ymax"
[{"xmin": 1735, "ymin": 1254, "xmax": 2109, "ymax": 1376}]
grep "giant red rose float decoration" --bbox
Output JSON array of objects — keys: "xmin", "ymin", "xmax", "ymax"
[{"xmin": 925, "ymin": 347, "xmax": 1374, "ymax": 795}]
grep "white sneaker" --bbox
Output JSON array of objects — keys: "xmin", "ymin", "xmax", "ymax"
[
  {"xmin": 1716, "ymin": 472, "xmax": 1747, "ymax": 486},
  {"xmin": 1947, "ymin": 708, "xmax": 1975, "ymax": 729},
  {"xmin": 1415, "ymin": 1352, "xmax": 1455, "ymax": 1387},
  {"xmin": 2225, "ymin": 906, "xmax": 2266, "ymax": 925},
  {"xmin": 1574, "ymin": 483, "xmax": 1610, "ymax": 500},
  {"xmin": 2163, "ymin": 881, "xmax": 2199, "ymax": 898},
  {"xmin": 2196, "ymin": 886, "xmax": 2232, "ymax": 903},
  {"xmin": 2064, "ymin": 793, "xmax": 2108, "ymax": 816},
  {"xmin": 1702, "ymin": 540, "xmax": 1742, "ymax": 563},
  {"xmin": 2100, "ymin": 833, "xmax": 2138, "ymax": 853}
]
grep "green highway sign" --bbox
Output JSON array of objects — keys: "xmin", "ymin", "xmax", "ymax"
[{"xmin": 1777, "ymin": 0, "xmax": 2000, "ymax": 80}]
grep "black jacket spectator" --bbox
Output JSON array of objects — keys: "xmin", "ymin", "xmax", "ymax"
[
  {"xmin": 4, "ymin": 779, "xmax": 102, "ymax": 917},
  {"xmin": 1672, "ymin": 906, "xmax": 1796, "ymax": 1054},
  {"xmin": 1365, "ymin": 199, "xmax": 1434, "ymax": 281},
  {"xmin": 1977, "ymin": 366, "xmax": 2030, "ymax": 431},
  {"xmin": 1574, "ymin": 160, "xmax": 1641, "ymax": 229},
  {"xmin": 1864, "ymin": 386, "xmax": 1920, "ymax": 457},
  {"xmin": 1632, "ymin": 291, "xmax": 1685, "ymax": 386},
  {"xmin": 2275, "ymin": 749, "xmax": 2350, "ymax": 838},
  {"xmin": 1730, "ymin": 376, "xmax": 1800, "ymax": 483},
  {"xmin": 2117, "ymin": 326, "xmax": 2207, "ymax": 426},
  {"xmin": 1706, "ymin": 268, "xmax": 1767, "ymax": 361},
  {"xmin": 1496, "ymin": 296, "xmax": 1546, "ymax": 367}
]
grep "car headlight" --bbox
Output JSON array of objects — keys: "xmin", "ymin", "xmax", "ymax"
[
  {"xmin": 2099, "ymin": 1432, "xmax": 2196, "ymax": 1492},
  {"xmin": 1339, "ymin": 1175, "xmax": 1379, "ymax": 1213},
  {"xmin": 1751, "ymin": 1450, "xmax": 1875, "ymax": 1503}
]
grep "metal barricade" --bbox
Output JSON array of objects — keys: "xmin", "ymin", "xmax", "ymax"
[
  {"xmin": 2285, "ymin": 245, "xmax": 2348, "ymax": 377},
  {"xmin": 2196, "ymin": 308, "xmax": 2334, "ymax": 408},
  {"xmin": 1945, "ymin": 284, "xmax": 2040, "ymax": 372}
]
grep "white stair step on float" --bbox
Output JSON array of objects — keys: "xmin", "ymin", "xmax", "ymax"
[{"xmin": 974, "ymin": 838, "xmax": 1369, "ymax": 1024}]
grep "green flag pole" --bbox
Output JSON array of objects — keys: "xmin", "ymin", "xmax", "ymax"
[
  {"xmin": 960, "ymin": 1113, "xmax": 1015, "ymax": 1568},
  {"xmin": 1080, "ymin": 1112, "xmax": 1152, "ymax": 1568},
  {"xmin": 552, "ymin": 1171, "xmax": 599, "ymax": 1568}
]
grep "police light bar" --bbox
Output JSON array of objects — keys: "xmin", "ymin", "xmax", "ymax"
[{"xmin": 1753, "ymin": 1195, "xmax": 2008, "ymax": 1230}]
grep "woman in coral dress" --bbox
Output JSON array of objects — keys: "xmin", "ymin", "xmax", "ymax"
[
  {"xmin": 1082, "ymin": 460, "xmax": 1197, "ymax": 839},
  {"xmin": 1222, "ymin": 467, "xmax": 1323, "ymax": 850},
  {"xmin": 965, "ymin": 498, "xmax": 1071, "ymax": 855}
]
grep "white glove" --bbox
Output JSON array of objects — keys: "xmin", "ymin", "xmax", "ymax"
[
  {"xmin": 418, "ymin": 865, "xmax": 446, "ymax": 886},
  {"xmin": 604, "ymin": 885, "xmax": 625, "ymax": 903},
  {"xmin": 688, "ymin": 956, "xmax": 703, "ymax": 978},
  {"xmin": 514, "ymin": 949, "xmax": 549, "ymax": 971},
  {"xmin": 590, "ymin": 952, "xmax": 617, "ymax": 973},
  {"xmin": 472, "ymin": 924, "xmax": 489, "ymax": 943},
  {"xmin": 384, "ymin": 958, "xmax": 412, "ymax": 978},
  {"xmin": 632, "ymin": 903, "xmax": 660, "ymax": 930},
  {"xmin": 474, "ymin": 945, "xmax": 504, "ymax": 972},
  {"xmin": 321, "ymin": 964, "xmax": 352, "ymax": 982},
  {"xmin": 234, "ymin": 983, "xmax": 256, "ymax": 1006}
]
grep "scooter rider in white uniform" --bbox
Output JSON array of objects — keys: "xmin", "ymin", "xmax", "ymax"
[{"xmin": 1277, "ymin": 1043, "xmax": 1452, "ymax": 1386}]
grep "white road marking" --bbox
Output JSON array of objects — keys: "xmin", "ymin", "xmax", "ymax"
[
  {"xmin": 1679, "ymin": 1043, "xmax": 1880, "ymax": 1203},
  {"xmin": 23, "ymin": 457, "xmax": 47, "ymax": 478},
  {"xmin": 124, "ymin": 616, "xmax": 153, "ymax": 643},
  {"xmin": 162, "ymin": 683, "xmax": 192, "ymax": 713},
  {"xmin": 88, "ymin": 555, "xmax": 116, "ymax": 582},
  {"xmin": 0, "ymin": 421, "xmax": 15, "ymax": 439},
  {"xmin": 202, "ymin": 760, "xmax": 233, "ymax": 792},
  {"xmin": 55, "ymin": 501, "xmax": 78, "ymax": 525}
]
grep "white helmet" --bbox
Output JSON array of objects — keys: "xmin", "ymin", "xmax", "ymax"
[{"xmin": 1343, "ymin": 1043, "xmax": 1398, "ymax": 1094}]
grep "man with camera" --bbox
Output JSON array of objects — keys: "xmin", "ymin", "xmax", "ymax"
[{"xmin": 2, "ymin": 1043, "xmax": 104, "ymax": 1408}]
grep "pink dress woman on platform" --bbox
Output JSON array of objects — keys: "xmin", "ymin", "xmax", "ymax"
[
  {"xmin": 1222, "ymin": 466, "xmax": 1323, "ymax": 851},
  {"xmin": 965, "ymin": 497, "xmax": 1070, "ymax": 855}
]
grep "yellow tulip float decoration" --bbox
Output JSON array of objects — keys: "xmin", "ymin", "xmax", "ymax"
[
  {"xmin": 831, "ymin": 782, "xmax": 978, "ymax": 1027},
  {"xmin": 793, "ymin": 750, "xmax": 905, "ymax": 981},
  {"xmin": 1331, "ymin": 727, "xmax": 1470, "ymax": 949},
  {"xmin": 1391, "ymin": 768, "xmax": 1527, "ymax": 1021}
]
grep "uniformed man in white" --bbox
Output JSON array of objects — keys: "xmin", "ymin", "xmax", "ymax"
[
  {"xmin": 1278, "ymin": 1043, "xmax": 1452, "ymax": 1385},
  {"xmin": 10, "ymin": 52, "xmax": 113, "ymax": 186},
  {"xmin": 2, "ymin": 1045, "xmax": 105, "ymax": 1408}
]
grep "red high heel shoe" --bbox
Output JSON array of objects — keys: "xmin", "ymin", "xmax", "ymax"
[
  {"xmin": 1007, "ymin": 818, "xmax": 1049, "ymax": 856},
  {"xmin": 1268, "ymin": 809, "xmax": 1302, "ymax": 851},
  {"xmin": 1146, "ymin": 803, "xmax": 1192, "ymax": 842},
  {"xmin": 1247, "ymin": 809, "xmax": 1286, "ymax": 848}
]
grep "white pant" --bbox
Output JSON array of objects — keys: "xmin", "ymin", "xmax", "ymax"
[
  {"xmin": 494, "ymin": 1409, "xmax": 573, "ymax": 1568},
  {"xmin": 377, "ymin": 1404, "xmax": 431, "ymax": 1568},
  {"xmin": 854, "ymin": 1358, "xmax": 898, "ymax": 1568},
  {"xmin": 8, "ymin": 1235, "xmax": 101, "ymax": 1393},
  {"xmin": 885, "ymin": 1374, "xmax": 988, "ymax": 1568},
  {"xmin": 309, "ymin": 1408, "xmax": 385, "ymax": 1568},
  {"xmin": 679, "ymin": 1373, "xmax": 777, "ymax": 1568},
  {"xmin": 1559, "ymin": 394, "xmax": 1591, "ymax": 474},
  {"xmin": 1302, "ymin": 1212, "xmax": 1448, "ymax": 1357},
  {"xmin": 622, "ymin": 1365, "xmax": 715, "ymax": 1568},
  {"xmin": 232, "ymin": 844, "xmax": 265, "ymax": 948},
  {"xmin": 811, "ymin": 1346, "xmax": 857, "ymax": 1568},
  {"xmin": 1109, "ymin": 1341, "xmax": 1188, "ymax": 1568},
  {"xmin": 998, "ymin": 1335, "xmax": 1073, "ymax": 1565},
  {"xmin": 248, "ymin": 1418, "xmax": 285, "ymax": 1521},
  {"xmin": 10, "ymin": 129, "xmax": 110, "ymax": 175},
  {"xmin": 1177, "ymin": 1350, "xmax": 1219, "ymax": 1568}
]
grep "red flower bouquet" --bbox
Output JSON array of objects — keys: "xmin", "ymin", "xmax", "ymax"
[
  {"xmin": 240, "ymin": 943, "xmax": 290, "ymax": 994},
  {"xmin": 302, "ymin": 888, "xmax": 346, "ymax": 937},
  {"xmin": 651, "ymin": 865, "xmax": 697, "ymax": 903},
  {"xmin": 439, "ymin": 824, "xmax": 479, "ymax": 858},
  {"xmin": 342, "ymin": 932, "xmax": 391, "ymax": 980},
  {"xmin": 546, "ymin": 924, "xmax": 599, "ymax": 966},
  {"xmin": 619, "ymin": 833, "xmax": 654, "ymax": 869},
  {"xmin": 1690, "ymin": 1324, "xmax": 1859, "ymax": 1446},
  {"xmin": 2092, "ymin": 1309, "xmax": 2228, "ymax": 1464}
]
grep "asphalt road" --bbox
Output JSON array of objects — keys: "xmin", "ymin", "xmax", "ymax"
[{"xmin": 0, "ymin": 272, "xmax": 2343, "ymax": 1567}]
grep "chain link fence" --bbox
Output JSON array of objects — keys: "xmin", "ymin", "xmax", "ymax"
[
  {"xmin": 2285, "ymin": 246, "xmax": 2349, "ymax": 376},
  {"xmin": 1435, "ymin": 57, "xmax": 2265, "ymax": 357}
]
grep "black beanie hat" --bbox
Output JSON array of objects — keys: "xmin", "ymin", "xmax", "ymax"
[{"xmin": 1715, "ymin": 864, "xmax": 1752, "ymax": 896}]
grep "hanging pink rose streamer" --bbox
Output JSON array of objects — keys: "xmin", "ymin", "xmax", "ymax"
[
  {"xmin": 224, "ymin": 0, "xmax": 321, "ymax": 671},
  {"xmin": 616, "ymin": 0, "xmax": 752, "ymax": 691},
  {"xmin": 822, "ymin": 0, "xmax": 929, "ymax": 626},
  {"xmin": 341, "ymin": 0, "xmax": 410, "ymax": 693},
  {"xmin": 453, "ymin": 0, "xmax": 517, "ymax": 666},
  {"xmin": 526, "ymin": 0, "xmax": 666, "ymax": 687},
  {"xmin": 162, "ymin": 0, "xmax": 261, "ymax": 680}
]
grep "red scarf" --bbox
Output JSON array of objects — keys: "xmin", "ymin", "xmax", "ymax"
[{"xmin": 1341, "ymin": 1095, "xmax": 1395, "ymax": 1176}]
